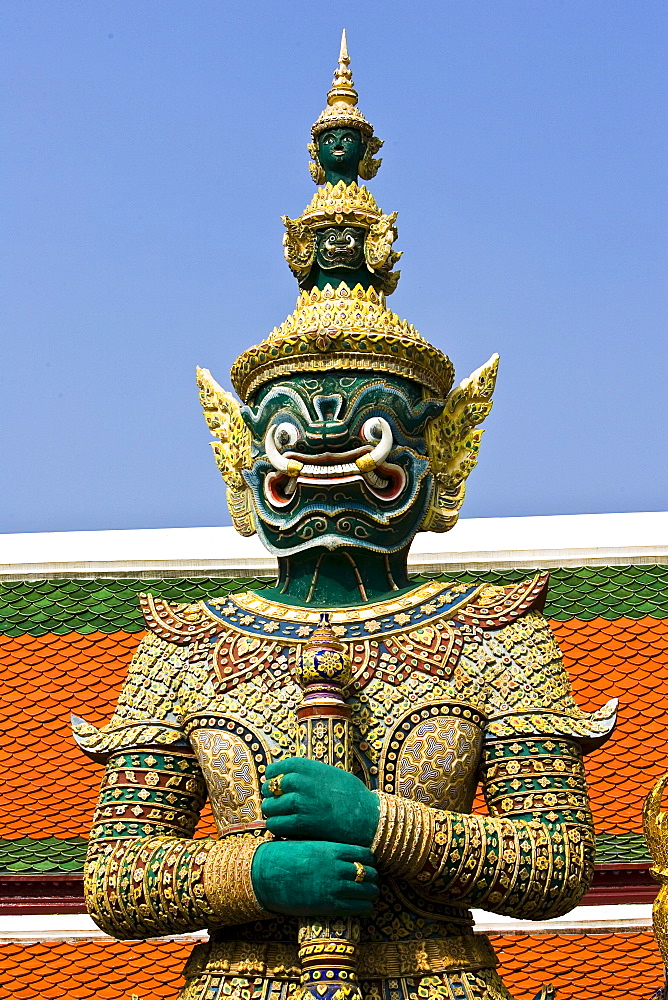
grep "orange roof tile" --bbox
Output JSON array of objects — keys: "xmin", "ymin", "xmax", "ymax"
[
  {"xmin": 0, "ymin": 631, "xmax": 218, "ymax": 839},
  {"xmin": 2, "ymin": 618, "xmax": 666, "ymax": 841},
  {"xmin": 493, "ymin": 932, "xmax": 663, "ymax": 1000},
  {"xmin": 2, "ymin": 933, "xmax": 663, "ymax": 1000},
  {"xmin": 3, "ymin": 939, "xmax": 192, "ymax": 1000},
  {"xmin": 552, "ymin": 616, "xmax": 668, "ymax": 835},
  {"xmin": 0, "ymin": 632, "xmax": 137, "ymax": 838}
]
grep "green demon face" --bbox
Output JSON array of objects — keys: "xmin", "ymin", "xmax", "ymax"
[
  {"xmin": 241, "ymin": 373, "xmax": 445, "ymax": 556},
  {"xmin": 315, "ymin": 226, "xmax": 366, "ymax": 271}
]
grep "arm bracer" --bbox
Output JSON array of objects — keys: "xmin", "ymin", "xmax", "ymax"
[
  {"xmin": 372, "ymin": 736, "xmax": 594, "ymax": 920},
  {"xmin": 85, "ymin": 748, "xmax": 267, "ymax": 939}
]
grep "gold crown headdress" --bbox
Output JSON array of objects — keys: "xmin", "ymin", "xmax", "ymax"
[
  {"xmin": 198, "ymin": 33, "xmax": 499, "ymax": 539},
  {"xmin": 308, "ymin": 31, "xmax": 383, "ymax": 184},
  {"xmin": 229, "ymin": 283, "xmax": 454, "ymax": 403}
]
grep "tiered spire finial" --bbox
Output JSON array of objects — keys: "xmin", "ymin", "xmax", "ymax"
[
  {"xmin": 310, "ymin": 30, "xmax": 374, "ymax": 141},
  {"xmin": 308, "ymin": 32, "xmax": 383, "ymax": 185},
  {"xmin": 326, "ymin": 30, "xmax": 357, "ymax": 109}
]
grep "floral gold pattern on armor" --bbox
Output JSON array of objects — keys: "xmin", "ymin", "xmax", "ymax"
[
  {"xmin": 185, "ymin": 718, "xmax": 270, "ymax": 836},
  {"xmin": 77, "ymin": 574, "xmax": 613, "ymax": 990},
  {"xmin": 204, "ymin": 580, "xmax": 481, "ymax": 643},
  {"xmin": 371, "ymin": 735, "xmax": 595, "ymax": 923},
  {"xmin": 456, "ymin": 575, "xmax": 549, "ymax": 628},
  {"xmin": 139, "ymin": 593, "xmax": 219, "ymax": 644},
  {"xmin": 72, "ymin": 633, "xmax": 193, "ymax": 762},
  {"xmin": 90, "ymin": 750, "xmax": 206, "ymax": 841},
  {"xmin": 212, "ymin": 631, "xmax": 285, "ymax": 691},
  {"xmin": 384, "ymin": 622, "xmax": 462, "ymax": 680},
  {"xmin": 84, "ymin": 749, "xmax": 221, "ymax": 939}
]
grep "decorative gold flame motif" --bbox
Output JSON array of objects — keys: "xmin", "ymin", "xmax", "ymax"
[{"xmin": 644, "ymin": 772, "xmax": 668, "ymax": 973}]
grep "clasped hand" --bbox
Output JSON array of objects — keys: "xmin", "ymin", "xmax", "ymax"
[
  {"xmin": 261, "ymin": 757, "xmax": 379, "ymax": 845},
  {"xmin": 251, "ymin": 757, "xmax": 381, "ymax": 917}
]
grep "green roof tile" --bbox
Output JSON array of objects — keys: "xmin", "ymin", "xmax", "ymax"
[
  {"xmin": 0, "ymin": 566, "xmax": 666, "ymax": 636},
  {"xmin": 0, "ymin": 832, "xmax": 650, "ymax": 874},
  {"xmin": 0, "ymin": 837, "xmax": 87, "ymax": 873},
  {"xmin": 415, "ymin": 565, "xmax": 668, "ymax": 621},
  {"xmin": 595, "ymin": 832, "xmax": 652, "ymax": 865},
  {"xmin": 0, "ymin": 578, "xmax": 270, "ymax": 636}
]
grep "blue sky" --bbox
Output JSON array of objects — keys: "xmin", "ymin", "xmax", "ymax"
[{"xmin": 1, "ymin": 1, "xmax": 666, "ymax": 533}]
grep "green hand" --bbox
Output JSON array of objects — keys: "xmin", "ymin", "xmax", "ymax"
[
  {"xmin": 261, "ymin": 757, "xmax": 380, "ymax": 846},
  {"xmin": 251, "ymin": 840, "xmax": 379, "ymax": 917}
]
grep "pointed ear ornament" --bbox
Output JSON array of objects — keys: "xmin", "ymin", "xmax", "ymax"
[
  {"xmin": 421, "ymin": 354, "xmax": 499, "ymax": 533},
  {"xmin": 196, "ymin": 367, "xmax": 256, "ymax": 537}
]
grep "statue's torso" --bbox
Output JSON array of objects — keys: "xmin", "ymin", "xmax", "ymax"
[
  {"xmin": 136, "ymin": 575, "xmax": 553, "ymax": 943},
  {"xmin": 75, "ymin": 572, "xmax": 614, "ymax": 997}
]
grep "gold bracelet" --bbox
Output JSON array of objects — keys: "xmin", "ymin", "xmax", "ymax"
[
  {"xmin": 203, "ymin": 834, "xmax": 267, "ymax": 924},
  {"xmin": 406, "ymin": 799, "xmax": 435, "ymax": 880},
  {"xmin": 371, "ymin": 791, "xmax": 388, "ymax": 855},
  {"xmin": 372, "ymin": 792, "xmax": 435, "ymax": 879}
]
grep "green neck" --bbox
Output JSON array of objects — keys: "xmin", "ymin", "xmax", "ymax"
[
  {"xmin": 313, "ymin": 269, "xmax": 374, "ymax": 292},
  {"xmin": 322, "ymin": 166, "xmax": 359, "ymax": 186},
  {"xmin": 261, "ymin": 546, "xmax": 414, "ymax": 607}
]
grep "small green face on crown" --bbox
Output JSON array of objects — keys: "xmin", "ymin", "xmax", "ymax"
[
  {"xmin": 317, "ymin": 128, "xmax": 366, "ymax": 185},
  {"xmin": 309, "ymin": 225, "xmax": 372, "ymax": 292}
]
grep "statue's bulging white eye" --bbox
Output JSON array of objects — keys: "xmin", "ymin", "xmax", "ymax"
[{"xmin": 273, "ymin": 422, "xmax": 299, "ymax": 450}]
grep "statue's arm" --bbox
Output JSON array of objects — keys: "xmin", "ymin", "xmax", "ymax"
[
  {"xmin": 371, "ymin": 611, "xmax": 615, "ymax": 921},
  {"xmin": 372, "ymin": 734, "xmax": 594, "ymax": 920},
  {"xmin": 84, "ymin": 747, "xmax": 268, "ymax": 939},
  {"xmin": 78, "ymin": 632, "xmax": 269, "ymax": 940}
]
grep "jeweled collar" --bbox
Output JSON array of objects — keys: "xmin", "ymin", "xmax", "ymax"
[{"xmin": 200, "ymin": 580, "xmax": 482, "ymax": 643}]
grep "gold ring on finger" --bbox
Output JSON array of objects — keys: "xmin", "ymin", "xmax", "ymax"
[
  {"xmin": 354, "ymin": 861, "xmax": 366, "ymax": 883},
  {"xmin": 268, "ymin": 774, "xmax": 284, "ymax": 797}
]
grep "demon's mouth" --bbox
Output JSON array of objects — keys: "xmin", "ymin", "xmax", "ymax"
[{"xmin": 262, "ymin": 417, "xmax": 407, "ymax": 508}]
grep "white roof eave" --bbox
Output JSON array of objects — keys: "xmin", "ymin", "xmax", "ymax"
[{"xmin": 0, "ymin": 511, "xmax": 666, "ymax": 581}]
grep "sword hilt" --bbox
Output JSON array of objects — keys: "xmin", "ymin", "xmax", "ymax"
[{"xmin": 293, "ymin": 612, "xmax": 362, "ymax": 1000}]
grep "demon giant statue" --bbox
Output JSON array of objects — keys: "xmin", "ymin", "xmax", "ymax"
[{"xmin": 74, "ymin": 33, "xmax": 616, "ymax": 1000}]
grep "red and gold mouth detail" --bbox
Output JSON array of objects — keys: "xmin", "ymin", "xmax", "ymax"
[{"xmin": 263, "ymin": 446, "xmax": 406, "ymax": 508}]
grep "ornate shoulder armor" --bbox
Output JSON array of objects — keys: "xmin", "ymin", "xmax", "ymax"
[
  {"xmin": 139, "ymin": 592, "xmax": 219, "ymax": 644},
  {"xmin": 481, "ymin": 608, "xmax": 617, "ymax": 752},
  {"xmin": 72, "ymin": 630, "xmax": 193, "ymax": 763},
  {"xmin": 455, "ymin": 572, "xmax": 549, "ymax": 628}
]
